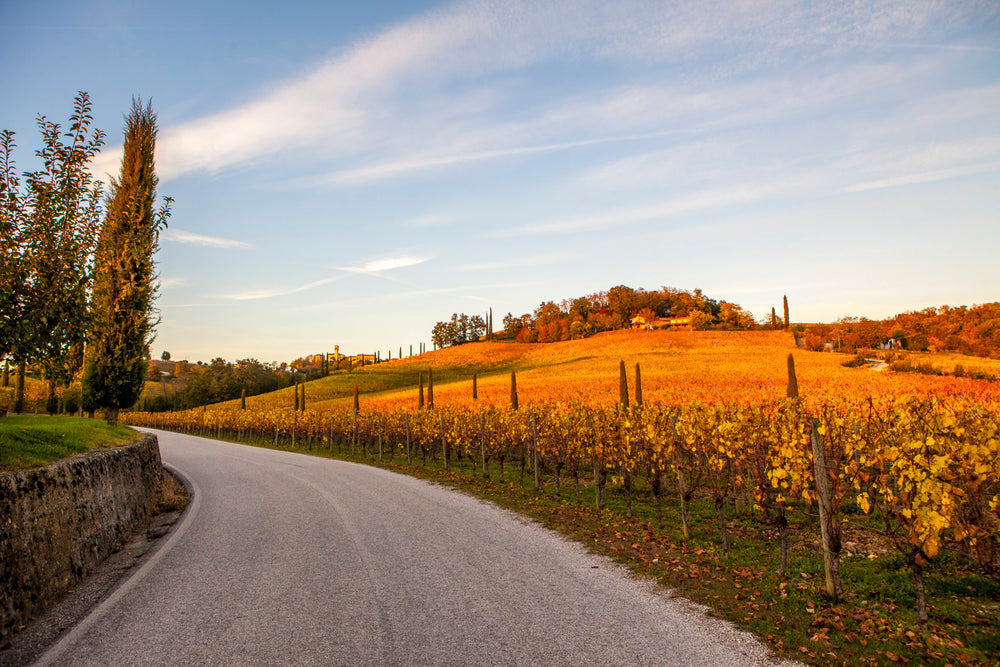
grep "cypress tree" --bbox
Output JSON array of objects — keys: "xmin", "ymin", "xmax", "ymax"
[
  {"xmin": 619, "ymin": 360, "xmax": 629, "ymax": 407},
  {"xmin": 783, "ymin": 295, "xmax": 790, "ymax": 329},
  {"xmin": 771, "ymin": 307, "xmax": 778, "ymax": 329},
  {"xmin": 418, "ymin": 372, "xmax": 424, "ymax": 409},
  {"xmin": 240, "ymin": 387, "xmax": 246, "ymax": 410},
  {"xmin": 787, "ymin": 353, "xmax": 799, "ymax": 400},
  {"xmin": 472, "ymin": 373, "xmax": 477, "ymax": 400},
  {"xmin": 510, "ymin": 371, "xmax": 518, "ymax": 410},
  {"xmin": 294, "ymin": 376, "xmax": 299, "ymax": 411},
  {"xmin": 83, "ymin": 99, "xmax": 171, "ymax": 427},
  {"xmin": 428, "ymin": 368, "xmax": 434, "ymax": 408},
  {"xmin": 300, "ymin": 381, "xmax": 305, "ymax": 411}
]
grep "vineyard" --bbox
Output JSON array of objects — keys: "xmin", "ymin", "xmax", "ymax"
[{"xmin": 121, "ymin": 330, "xmax": 1000, "ymax": 664}]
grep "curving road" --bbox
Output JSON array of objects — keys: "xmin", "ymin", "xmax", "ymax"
[{"xmin": 37, "ymin": 430, "xmax": 789, "ymax": 666}]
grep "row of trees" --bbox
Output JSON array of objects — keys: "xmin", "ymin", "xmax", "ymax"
[
  {"xmin": 431, "ymin": 285, "xmax": 761, "ymax": 347},
  {"xmin": 502, "ymin": 285, "xmax": 764, "ymax": 343},
  {"xmin": 0, "ymin": 94, "xmax": 170, "ymax": 424},
  {"xmin": 143, "ymin": 358, "xmax": 298, "ymax": 412},
  {"xmin": 431, "ymin": 313, "xmax": 489, "ymax": 348},
  {"xmin": 427, "ymin": 286, "xmax": 800, "ymax": 350},
  {"xmin": 801, "ymin": 303, "xmax": 1000, "ymax": 357}
]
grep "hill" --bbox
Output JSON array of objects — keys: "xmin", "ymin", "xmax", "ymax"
[{"xmin": 202, "ymin": 330, "xmax": 1000, "ymax": 415}]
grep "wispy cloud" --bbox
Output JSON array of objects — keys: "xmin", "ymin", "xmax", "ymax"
[
  {"xmin": 842, "ymin": 161, "xmax": 1000, "ymax": 193},
  {"xmin": 494, "ymin": 181, "xmax": 799, "ymax": 237},
  {"xmin": 163, "ymin": 229, "xmax": 251, "ymax": 249},
  {"xmin": 335, "ymin": 256, "xmax": 430, "ymax": 274},
  {"xmin": 158, "ymin": 276, "xmax": 188, "ymax": 289},
  {"xmin": 218, "ymin": 275, "xmax": 346, "ymax": 301},
  {"xmin": 103, "ymin": 0, "xmax": 988, "ymax": 184},
  {"xmin": 324, "ymin": 130, "xmax": 677, "ymax": 183}
]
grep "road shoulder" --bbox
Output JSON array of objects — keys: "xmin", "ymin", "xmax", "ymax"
[{"xmin": 0, "ymin": 466, "xmax": 190, "ymax": 667}]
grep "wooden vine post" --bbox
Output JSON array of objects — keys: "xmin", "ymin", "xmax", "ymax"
[
  {"xmin": 619, "ymin": 360, "xmax": 629, "ymax": 407},
  {"xmin": 531, "ymin": 415, "xmax": 541, "ymax": 492},
  {"xmin": 788, "ymin": 352, "xmax": 842, "ymax": 600},
  {"xmin": 634, "ymin": 363, "xmax": 642, "ymax": 406},
  {"xmin": 810, "ymin": 418, "xmax": 841, "ymax": 600},
  {"xmin": 440, "ymin": 411, "xmax": 449, "ymax": 471},
  {"xmin": 378, "ymin": 412, "xmax": 384, "ymax": 461},
  {"xmin": 405, "ymin": 413, "xmax": 413, "ymax": 464},
  {"xmin": 479, "ymin": 413, "xmax": 488, "ymax": 479}
]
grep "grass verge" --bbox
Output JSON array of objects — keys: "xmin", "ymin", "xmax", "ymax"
[{"xmin": 0, "ymin": 415, "xmax": 143, "ymax": 471}]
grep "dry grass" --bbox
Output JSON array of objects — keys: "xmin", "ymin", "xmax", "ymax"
[{"xmin": 151, "ymin": 471, "xmax": 189, "ymax": 514}]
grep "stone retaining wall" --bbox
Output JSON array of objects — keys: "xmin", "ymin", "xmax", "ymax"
[{"xmin": 0, "ymin": 435, "xmax": 163, "ymax": 640}]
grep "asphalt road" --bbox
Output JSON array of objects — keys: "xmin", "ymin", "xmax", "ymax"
[{"xmin": 37, "ymin": 429, "xmax": 791, "ymax": 666}]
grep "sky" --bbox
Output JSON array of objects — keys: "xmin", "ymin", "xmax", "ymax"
[{"xmin": 2, "ymin": 0, "xmax": 998, "ymax": 364}]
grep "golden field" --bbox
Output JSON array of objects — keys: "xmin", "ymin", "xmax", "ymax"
[{"xmin": 220, "ymin": 330, "xmax": 1000, "ymax": 414}]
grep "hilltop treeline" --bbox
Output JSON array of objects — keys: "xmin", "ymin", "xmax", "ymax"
[
  {"xmin": 803, "ymin": 303, "xmax": 1000, "ymax": 358},
  {"xmin": 142, "ymin": 358, "xmax": 298, "ymax": 412},
  {"xmin": 433, "ymin": 285, "xmax": 759, "ymax": 347}
]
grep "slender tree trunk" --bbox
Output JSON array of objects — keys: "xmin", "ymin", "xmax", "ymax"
[
  {"xmin": 672, "ymin": 417, "xmax": 693, "ymax": 540},
  {"xmin": 519, "ymin": 441, "xmax": 525, "ymax": 487},
  {"xmin": 651, "ymin": 475, "xmax": 664, "ymax": 530},
  {"xmin": 531, "ymin": 416, "xmax": 541, "ymax": 491},
  {"xmin": 910, "ymin": 550, "xmax": 929, "ymax": 629},
  {"xmin": 776, "ymin": 511, "xmax": 789, "ymax": 579},
  {"xmin": 406, "ymin": 413, "xmax": 412, "ymax": 464},
  {"xmin": 810, "ymin": 418, "xmax": 843, "ymax": 599},
  {"xmin": 107, "ymin": 407, "xmax": 119, "ymax": 427},
  {"xmin": 480, "ymin": 414, "xmax": 488, "ymax": 479},
  {"xmin": 440, "ymin": 412, "xmax": 449, "ymax": 471},
  {"xmin": 593, "ymin": 456, "xmax": 607, "ymax": 511},
  {"xmin": 715, "ymin": 494, "xmax": 729, "ymax": 553},
  {"xmin": 624, "ymin": 471, "xmax": 633, "ymax": 518},
  {"xmin": 679, "ymin": 489, "xmax": 693, "ymax": 540}
]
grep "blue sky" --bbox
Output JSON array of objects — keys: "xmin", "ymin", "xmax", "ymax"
[{"xmin": 3, "ymin": 0, "xmax": 998, "ymax": 363}]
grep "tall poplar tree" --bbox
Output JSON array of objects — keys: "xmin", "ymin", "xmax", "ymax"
[{"xmin": 83, "ymin": 99, "xmax": 171, "ymax": 426}]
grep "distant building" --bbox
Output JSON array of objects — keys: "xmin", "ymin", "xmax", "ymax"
[{"xmin": 630, "ymin": 315, "xmax": 692, "ymax": 331}]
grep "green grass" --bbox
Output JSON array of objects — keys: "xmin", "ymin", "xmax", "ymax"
[{"xmin": 0, "ymin": 415, "xmax": 142, "ymax": 471}]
